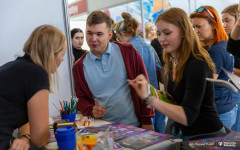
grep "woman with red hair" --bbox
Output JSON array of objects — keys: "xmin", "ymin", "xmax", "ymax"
[{"xmin": 190, "ymin": 6, "xmax": 237, "ymax": 129}]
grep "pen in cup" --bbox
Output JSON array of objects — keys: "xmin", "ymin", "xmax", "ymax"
[{"xmin": 53, "ymin": 102, "xmax": 61, "ymax": 113}]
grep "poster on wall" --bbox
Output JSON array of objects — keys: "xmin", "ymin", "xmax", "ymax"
[{"xmin": 104, "ymin": 0, "xmax": 171, "ymax": 25}]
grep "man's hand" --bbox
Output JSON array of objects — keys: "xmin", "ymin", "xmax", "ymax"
[
  {"xmin": 9, "ymin": 138, "xmax": 30, "ymax": 150},
  {"xmin": 92, "ymin": 99, "xmax": 106, "ymax": 119}
]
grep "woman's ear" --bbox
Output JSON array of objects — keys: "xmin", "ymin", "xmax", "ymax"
[
  {"xmin": 121, "ymin": 32, "xmax": 126, "ymax": 37},
  {"xmin": 108, "ymin": 30, "xmax": 113, "ymax": 40}
]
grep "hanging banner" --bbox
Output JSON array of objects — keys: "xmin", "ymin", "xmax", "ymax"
[
  {"xmin": 68, "ymin": 0, "xmax": 87, "ymax": 17},
  {"xmin": 87, "ymin": 0, "xmax": 138, "ymax": 12}
]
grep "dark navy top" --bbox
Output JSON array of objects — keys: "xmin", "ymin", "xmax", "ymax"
[
  {"xmin": 208, "ymin": 41, "xmax": 235, "ymax": 114},
  {"xmin": 0, "ymin": 54, "xmax": 49, "ymax": 149}
]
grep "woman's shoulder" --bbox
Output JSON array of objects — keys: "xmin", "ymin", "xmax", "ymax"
[
  {"xmin": 130, "ymin": 35, "xmax": 146, "ymax": 44},
  {"xmin": 0, "ymin": 55, "xmax": 48, "ymax": 85},
  {"xmin": 145, "ymin": 39, "xmax": 151, "ymax": 44},
  {"xmin": 210, "ymin": 41, "xmax": 227, "ymax": 51},
  {"xmin": 132, "ymin": 39, "xmax": 153, "ymax": 51},
  {"xmin": 186, "ymin": 56, "xmax": 208, "ymax": 70},
  {"xmin": 208, "ymin": 41, "xmax": 229, "ymax": 58},
  {"xmin": 184, "ymin": 56, "xmax": 212, "ymax": 78},
  {"xmin": 17, "ymin": 55, "xmax": 48, "ymax": 78}
]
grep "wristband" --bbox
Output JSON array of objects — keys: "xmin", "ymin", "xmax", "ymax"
[
  {"xmin": 20, "ymin": 134, "xmax": 31, "ymax": 142},
  {"xmin": 142, "ymin": 95, "xmax": 154, "ymax": 105}
]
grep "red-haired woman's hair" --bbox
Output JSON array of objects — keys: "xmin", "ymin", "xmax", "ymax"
[{"xmin": 190, "ymin": 6, "xmax": 228, "ymax": 45}]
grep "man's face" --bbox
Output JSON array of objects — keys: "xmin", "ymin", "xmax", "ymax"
[{"xmin": 86, "ymin": 22, "xmax": 112, "ymax": 57}]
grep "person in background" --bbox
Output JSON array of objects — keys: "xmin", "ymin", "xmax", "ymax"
[
  {"xmin": 222, "ymin": 4, "xmax": 240, "ymax": 132},
  {"xmin": 227, "ymin": 10, "xmax": 240, "ymax": 56},
  {"xmin": 129, "ymin": 7, "xmax": 225, "ymax": 140},
  {"xmin": 115, "ymin": 12, "xmax": 166, "ymax": 133},
  {"xmin": 145, "ymin": 23, "xmax": 157, "ymax": 44},
  {"xmin": 109, "ymin": 18, "xmax": 118, "ymax": 42},
  {"xmin": 190, "ymin": 6, "xmax": 237, "ymax": 129},
  {"xmin": 73, "ymin": 11, "xmax": 154, "ymax": 130},
  {"xmin": 151, "ymin": 38, "xmax": 164, "ymax": 66},
  {"xmin": 222, "ymin": 4, "xmax": 240, "ymax": 76},
  {"xmin": 222, "ymin": 4, "xmax": 239, "ymax": 36},
  {"xmin": 110, "ymin": 23, "xmax": 118, "ymax": 42},
  {"xmin": 0, "ymin": 25, "xmax": 66, "ymax": 149},
  {"xmin": 115, "ymin": 12, "xmax": 160, "ymax": 91},
  {"xmin": 71, "ymin": 28, "xmax": 87, "ymax": 63},
  {"xmin": 137, "ymin": 27, "xmax": 144, "ymax": 38}
]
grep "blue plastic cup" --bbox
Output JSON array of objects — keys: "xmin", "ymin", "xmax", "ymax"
[
  {"xmin": 55, "ymin": 126, "xmax": 76, "ymax": 150},
  {"xmin": 61, "ymin": 112, "xmax": 76, "ymax": 122}
]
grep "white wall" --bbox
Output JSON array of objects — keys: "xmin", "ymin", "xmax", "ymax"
[
  {"xmin": 70, "ymin": 21, "xmax": 90, "ymax": 51},
  {"xmin": 0, "ymin": 0, "xmax": 72, "ymax": 117}
]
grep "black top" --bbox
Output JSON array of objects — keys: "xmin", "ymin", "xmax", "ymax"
[
  {"xmin": 167, "ymin": 56, "xmax": 223, "ymax": 136},
  {"xmin": 235, "ymin": 56, "xmax": 240, "ymax": 68},
  {"xmin": 151, "ymin": 38, "xmax": 164, "ymax": 65},
  {"xmin": 228, "ymin": 37, "xmax": 240, "ymax": 71},
  {"xmin": 227, "ymin": 37, "xmax": 240, "ymax": 57},
  {"xmin": 73, "ymin": 47, "xmax": 87, "ymax": 63},
  {"xmin": 0, "ymin": 54, "xmax": 49, "ymax": 149}
]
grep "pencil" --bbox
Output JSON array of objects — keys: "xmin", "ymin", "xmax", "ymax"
[
  {"xmin": 53, "ymin": 102, "xmax": 61, "ymax": 112},
  {"xmin": 59, "ymin": 100, "xmax": 65, "ymax": 114}
]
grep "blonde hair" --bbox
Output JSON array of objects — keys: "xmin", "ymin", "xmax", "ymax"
[
  {"xmin": 115, "ymin": 12, "xmax": 139, "ymax": 37},
  {"xmin": 222, "ymin": 4, "xmax": 239, "ymax": 21},
  {"xmin": 156, "ymin": 8, "xmax": 216, "ymax": 84},
  {"xmin": 23, "ymin": 25, "xmax": 66, "ymax": 92},
  {"xmin": 110, "ymin": 23, "xmax": 118, "ymax": 42},
  {"xmin": 145, "ymin": 23, "xmax": 156, "ymax": 39}
]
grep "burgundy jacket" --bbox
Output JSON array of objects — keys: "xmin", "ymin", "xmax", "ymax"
[{"xmin": 73, "ymin": 42, "xmax": 154, "ymax": 125}]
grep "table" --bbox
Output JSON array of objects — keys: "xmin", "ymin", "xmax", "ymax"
[{"xmin": 45, "ymin": 114, "xmax": 181, "ymax": 150}]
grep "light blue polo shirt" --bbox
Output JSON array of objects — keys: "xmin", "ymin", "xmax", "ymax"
[{"xmin": 83, "ymin": 42, "xmax": 139, "ymax": 126}]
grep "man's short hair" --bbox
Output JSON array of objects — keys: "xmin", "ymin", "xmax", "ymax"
[{"xmin": 86, "ymin": 11, "xmax": 111, "ymax": 30}]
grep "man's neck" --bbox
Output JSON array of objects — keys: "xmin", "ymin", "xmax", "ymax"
[{"xmin": 92, "ymin": 43, "xmax": 109, "ymax": 58}]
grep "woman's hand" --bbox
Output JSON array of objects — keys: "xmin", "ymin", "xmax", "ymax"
[
  {"xmin": 9, "ymin": 138, "xmax": 30, "ymax": 150},
  {"xmin": 128, "ymin": 74, "xmax": 149, "ymax": 100},
  {"xmin": 230, "ymin": 17, "xmax": 240, "ymax": 40}
]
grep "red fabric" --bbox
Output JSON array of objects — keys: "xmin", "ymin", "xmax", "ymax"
[{"xmin": 73, "ymin": 42, "xmax": 154, "ymax": 125}]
